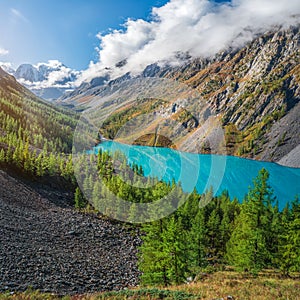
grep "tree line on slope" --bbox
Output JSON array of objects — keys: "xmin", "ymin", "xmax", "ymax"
[
  {"xmin": 73, "ymin": 149, "xmax": 300, "ymax": 283},
  {"xmin": 0, "ymin": 90, "xmax": 77, "ymax": 182}
]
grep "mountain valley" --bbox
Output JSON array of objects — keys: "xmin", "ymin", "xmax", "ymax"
[
  {"xmin": 61, "ymin": 26, "xmax": 300, "ymax": 167},
  {"xmin": 0, "ymin": 13, "xmax": 299, "ymax": 299}
]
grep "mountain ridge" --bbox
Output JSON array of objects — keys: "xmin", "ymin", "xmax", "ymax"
[{"xmin": 59, "ymin": 26, "xmax": 300, "ymax": 167}]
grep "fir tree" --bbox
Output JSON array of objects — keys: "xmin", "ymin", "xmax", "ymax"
[
  {"xmin": 226, "ymin": 168, "xmax": 274, "ymax": 273},
  {"xmin": 279, "ymin": 197, "xmax": 300, "ymax": 275},
  {"xmin": 0, "ymin": 148, "xmax": 5, "ymax": 163},
  {"xmin": 162, "ymin": 215, "xmax": 188, "ymax": 284},
  {"xmin": 139, "ymin": 219, "xmax": 170, "ymax": 286},
  {"xmin": 74, "ymin": 187, "xmax": 86, "ymax": 209},
  {"xmin": 188, "ymin": 208, "xmax": 207, "ymax": 272}
]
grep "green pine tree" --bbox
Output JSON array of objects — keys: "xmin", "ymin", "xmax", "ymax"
[
  {"xmin": 188, "ymin": 208, "xmax": 207, "ymax": 273},
  {"xmin": 74, "ymin": 187, "xmax": 87, "ymax": 209},
  {"xmin": 0, "ymin": 148, "xmax": 5, "ymax": 163},
  {"xmin": 139, "ymin": 219, "xmax": 170, "ymax": 286},
  {"xmin": 279, "ymin": 197, "xmax": 300, "ymax": 275},
  {"xmin": 226, "ymin": 168, "xmax": 274, "ymax": 273},
  {"xmin": 162, "ymin": 215, "xmax": 188, "ymax": 284}
]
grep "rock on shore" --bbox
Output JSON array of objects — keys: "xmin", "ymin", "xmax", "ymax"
[{"xmin": 0, "ymin": 170, "xmax": 141, "ymax": 295}]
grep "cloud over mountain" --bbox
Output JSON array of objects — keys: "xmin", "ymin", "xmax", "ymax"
[
  {"xmin": 78, "ymin": 0, "xmax": 300, "ymax": 82},
  {"xmin": 0, "ymin": 48, "xmax": 9, "ymax": 56},
  {"xmin": 0, "ymin": 60, "xmax": 81, "ymax": 100},
  {"xmin": 15, "ymin": 60, "xmax": 80, "ymax": 89}
]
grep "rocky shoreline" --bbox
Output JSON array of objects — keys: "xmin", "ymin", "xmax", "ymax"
[{"xmin": 0, "ymin": 170, "xmax": 141, "ymax": 295}]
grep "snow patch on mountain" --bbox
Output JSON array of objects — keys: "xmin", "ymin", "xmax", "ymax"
[
  {"xmin": 0, "ymin": 60, "xmax": 80, "ymax": 100},
  {"xmin": 0, "ymin": 62, "xmax": 15, "ymax": 75},
  {"xmin": 15, "ymin": 64, "xmax": 44, "ymax": 82},
  {"xmin": 16, "ymin": 60, "xmax": 80, "ymax": 89}
]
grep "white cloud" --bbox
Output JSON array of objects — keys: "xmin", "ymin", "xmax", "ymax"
[
  {"xmin": 0, "ymin": 62, "xmax": 12, "ymax": 68},
  {"xmin": 36, "ymin": 59, "xmax": 63, "ymax": 70},
  {"xmin": 79, "ymin": 0, "xmax": 300, "ymax": 83},
  {"xmin": 0, "ymin": 48, "xmax": 9, "ymax": 56},
  {"xmin": 11, "ymin": 8, "xmax": 29, "ymax": 23}
]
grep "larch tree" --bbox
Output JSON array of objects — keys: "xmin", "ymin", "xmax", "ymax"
[{"xmin": 226, "ymin": 168, "xmax": 275, "ymax": 273}]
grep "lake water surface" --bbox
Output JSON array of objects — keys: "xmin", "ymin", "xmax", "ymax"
[{"xmin": 93, "ymin": 141, "xmax": 300, "ymax": 209}]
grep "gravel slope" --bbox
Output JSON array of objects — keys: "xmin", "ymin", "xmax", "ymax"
[
  {"xmin": 0, "ymin": 170, "xmax": 141, "ymax": 295},
  {"xmin": 278, "ymin": 144, "xmax": 300, "ymax": 168},
  {"xmin": 259, "ymin": 102, "xmax": 300, "ymax": 167}
]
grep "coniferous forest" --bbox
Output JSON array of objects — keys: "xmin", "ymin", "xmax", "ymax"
[
  {"xmin": 75, "ymin": 150, "xmax": 300, "ymax": 284},
  {"xmin": 0, "ymin": 72, "xmax": 77, "ymax": 181}
]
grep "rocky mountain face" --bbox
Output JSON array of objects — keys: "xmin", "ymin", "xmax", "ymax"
[
  {"xmin": 60, "ymin": 26, "xmax": 300, "ymax": 167},
  {"xmin": 15, "ymin": 63, "xmax": 45, "ymax": 82},
  {"xmin": 165, "ymin": 26, "xmax": 300, "ymax": 166}
]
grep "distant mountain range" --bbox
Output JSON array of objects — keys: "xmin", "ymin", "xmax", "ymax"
[{"xmin": 1, "ymin": 61, "xmax": 79, "ymax": 101}]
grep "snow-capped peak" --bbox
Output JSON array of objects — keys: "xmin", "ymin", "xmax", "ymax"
[
  {"xmin": 10, "ymin": 60, "xmax": 81, "ymax": 101},
  {"xmin": 15, "ymin": 64, "xmax": 44, "ymax": 82}
]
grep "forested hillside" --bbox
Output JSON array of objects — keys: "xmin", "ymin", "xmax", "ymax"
[
  {"xmin": 0, "ymin": 67, "xmax": 142, "ymax": 294},
  {"xmin": 0, "ymin": 67, "xmax": 77, "ymax": 179}
]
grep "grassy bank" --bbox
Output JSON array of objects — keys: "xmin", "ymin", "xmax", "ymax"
[{"xmin": 1, "ymin": 271, "xmax": 299, "ymax": 300}]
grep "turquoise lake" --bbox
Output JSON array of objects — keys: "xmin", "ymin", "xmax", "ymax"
[{"xmin": 93, "ymin": 141, "xmax": 300, "ymax": 209}]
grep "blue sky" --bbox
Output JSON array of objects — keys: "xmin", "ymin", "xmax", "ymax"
[{"xmin": 0, "ymin": 0, "xmax": 169, "ymax": 69}]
